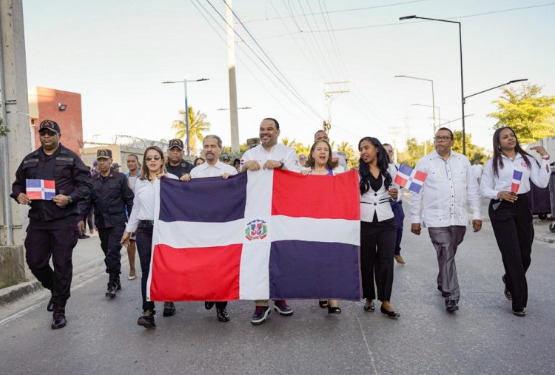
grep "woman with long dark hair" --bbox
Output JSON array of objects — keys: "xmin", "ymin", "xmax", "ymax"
[
  {"xmin": 480, "ymin": 127, "xmax": 550, "ymax": 316},
  {"xmin": 358, "ymin": 137, "xmax": 400, "ymax": 318},
  {"xmin": 121, "ymin": 146, "xmax": 178, "ymax": 328}
]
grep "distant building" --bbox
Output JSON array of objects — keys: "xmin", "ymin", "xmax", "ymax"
[{"xmin": 29, "ymin": 86, "xmax": 83, "ymax": 155}]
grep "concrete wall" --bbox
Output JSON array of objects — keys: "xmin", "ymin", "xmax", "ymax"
[
  {"xmin": 0, "ymin": 0, "xmax": 32, "ymax": 283},
  {"xmin": 82, "ymin": 145, "xmax": 146, "ymax": 173}
]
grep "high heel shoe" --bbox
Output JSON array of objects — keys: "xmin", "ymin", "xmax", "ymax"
[
  {"xmin": 327, "ymin": 305, "xmax": 341, "ymax": 314},
  {"xmin": 380, "ymin": 305, "xmax": 400, "ymax": 319}
]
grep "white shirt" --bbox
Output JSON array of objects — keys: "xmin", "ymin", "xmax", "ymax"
[
  {"xmin": 190, "ymin": 160, "xmax": 238, "ymax": 179},
  {"xmin": 126, "ymin": 173, "xmax": 178, "ymax": 232},
  {"xmin": 241, "ymin": 143, "xmax": 301, "ymax": 172},
  {"xmin": 410, "ymin": 150, "xmax": 480, "ymax": 228},
  {"xmin": 480, "ymin": 153, "xmax": 550, "ymax": 200},
  {"xmin": 471, "ymin": 164, "xmax": 483, "ymax": 180},
  {"xmin": 360, "ymin": 164, "xmax": 399, "ymax": 222}
]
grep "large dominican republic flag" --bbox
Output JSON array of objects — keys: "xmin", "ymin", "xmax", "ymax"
[{"xmin": 148, "ymin": 170, "xmax": 361, "ymax": 302}]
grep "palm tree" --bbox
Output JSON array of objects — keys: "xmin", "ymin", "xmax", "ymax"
[{"xmin": 171, "ymin": 107, "xmax": 211, "ymax": 154}]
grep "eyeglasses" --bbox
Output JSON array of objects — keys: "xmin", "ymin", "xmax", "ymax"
[
  {"xmin": 434, "ymin": 136, "xmax": 452, "ymax": 141},
  {"xmin": 145, "ymin": 155, "xmax": 161, "ymax": 161},
  {"xmin": 39, "ymin": 130, "xmax": 57, "ymax": 137}
]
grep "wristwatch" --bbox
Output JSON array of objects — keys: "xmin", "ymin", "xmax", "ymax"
[
  {"xmin": 67, "ymin": 195, "xmax": 73, "ymax": 204},
  {"xmin": 542, "ymin": 154, "xmax": 550, "ymax": 160},
  {"xmin": 278, "ymin": 161, "xmax": 285, "ymax": 169}
]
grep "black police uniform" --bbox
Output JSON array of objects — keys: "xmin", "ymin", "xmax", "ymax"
[
  {"xmin": 166, "ymin": 160, "xmax": 193, "ymax": 178},
  {"xmin": 79, "ymin": 171, "xmax": 134, "ymax": 279},
  {"xmin": 11, "ymin": 144, "xmax": 92, "ymax": 308}
]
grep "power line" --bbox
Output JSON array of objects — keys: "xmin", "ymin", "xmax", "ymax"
[
  {"xmin": 192, "ymin": 0, "xmax": 317, "ymax": 122},
  {"xmin": 217, "ymin": 0, "xmax": 324, "ymax": 120}
]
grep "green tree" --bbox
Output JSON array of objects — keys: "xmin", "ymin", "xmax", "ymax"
[
  {"xmin": 171, "ymin": 106, "xmax": 211, "ymax": 153},
  {"xmin": 488, "ymin": 84, "xmax": 555, "ymax": 143},
  {"xmin": 337, "ymin": 141, "xmax": 358, "ymax": 169},
  {"xmin": 221, "ymin": 143, "xmax": 250, "ymax": 160}
]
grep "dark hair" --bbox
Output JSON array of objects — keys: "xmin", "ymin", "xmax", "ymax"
[
  {"xmin": 436, "ymin": 127, "xmax": 454, "ymax": 139},
  {"xmin": 193, "ymin": 157, "xmax": 205, "ymax": 166},
  {"xmin": 306, "ymin": 140, "xmax": 338, "ymax": 170},
  {"xmin": 127, "ymin": 153, "xmax": 141, "ymax": 167},
  {"xmin": 233, "ymin": 158, "xmax": 241, "ymax": 165},
  {"xmin": 263, "ymin": 117, "xmax": 279, "ymax": 130},
  {"xmin": 204, "ymin": 134, "xmax": 222, "ymax": 148},
  {"xmin": 140, "ymin": 146, "xmax": 166, "ymax": 181},
  {"xmin": 491, "ymin": 127, "xmax": 536, "ymax": 177},
  {"xmin": 358, "ymin": 137, "xmax": 392, "ymax": 195}
]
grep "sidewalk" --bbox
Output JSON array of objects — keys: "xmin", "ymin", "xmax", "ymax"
[{"xmin": 0, "ymin": 235, "xmax": 133, "ymax": 307}]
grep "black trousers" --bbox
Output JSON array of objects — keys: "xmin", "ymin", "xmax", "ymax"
[
  {"xmin": 489, "ymin": 194, "xmax": 534, "ymax": 311},
  {"xmin": 390, "ymin": 200, "xmax": 405, "ymax": 255},
  {"xmin": 98, "ymin": 226, "xmax": 124, "ymax": 274},
  {"xmin": 24, "ymin": 216, "xmax": 79, "ymax": 307},
  {"xmin": 360, "ymin": 219, "xmax": 397, "ymax": 301},
  {"xmin": 135, "ymin": 223, "xmax": 155, "ymax": 312}
]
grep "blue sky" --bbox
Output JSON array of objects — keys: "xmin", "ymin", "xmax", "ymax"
[{"xmin": 23, "ymin": 0, "xmax": 555, "ymax": 154}]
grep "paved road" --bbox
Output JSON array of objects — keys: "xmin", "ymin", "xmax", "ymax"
[{"xmin": 1, "ymin": 213, "xmax": 555, "ymax": 375}]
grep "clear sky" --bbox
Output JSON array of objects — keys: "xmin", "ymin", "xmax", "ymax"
[{"xmin": 22, "ymin": 0, "xmax": 555, "ymax": 154}]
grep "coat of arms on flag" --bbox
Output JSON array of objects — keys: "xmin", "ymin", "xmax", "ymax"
[
  {"xmin": 148, "ymin": 170, "xmax": 362, "ymax": 302},
  {"xmin": 393, "ymin": 164, "xmax": 428, "ymax": 194},
  {"xmin": 26, "ymin": 179, "xmax": 56, "ymax": 200},
  {"xmin": 511, "ymin": 169, "xmax": 523, "ymax": 193}
]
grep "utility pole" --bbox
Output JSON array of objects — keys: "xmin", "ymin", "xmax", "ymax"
[
  {"xmin": 323, "ymin": 81, "xmax": 350, "ymax": 133},
  {"xmin": 225, "ymin": 0, "xmax": 239, "ymax": 153}
]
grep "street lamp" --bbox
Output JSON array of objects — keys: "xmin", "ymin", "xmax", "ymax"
[
  {"xmin": 162, "ymin": 78, "xmax": 209, "ymax": 156},
  {"xmin": 464, "ymin": 79, "xmax": 527, "ymax": 102},
  {"xmin": 399, "ymin": 15, "xmax": 466, "ymax": 154},
  {"xmin": 395, "ymin": 75, "xmax": 436, "ymax": 130}
]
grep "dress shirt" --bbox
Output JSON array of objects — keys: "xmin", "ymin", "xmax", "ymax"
[
  {"xmin": 360, "ymin": 164, "xmax": 399, "ymax": 222},
  {"xmin": 410, "ymin": 150, "xmax": 480, "ymax": 227},
  {"xmin": 190, "ymin": 160, "xmax": 238, "ymax": 178},
  {"xmin": 480, "ymin": 153, "xmax": 550, "ymax": 200},
  {"xmin": 126, "ymin": 173, "xmax": 177, "ymax": 233},
  {"xmin": 241, "ymin": 143, "xmax": 301, "ymax": 172}
]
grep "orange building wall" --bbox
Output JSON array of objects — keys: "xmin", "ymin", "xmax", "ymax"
[{"xmin": 32, "ymin": 87, "xmax": 83, "ymax": 155}]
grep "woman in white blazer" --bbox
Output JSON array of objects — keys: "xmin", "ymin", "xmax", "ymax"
[{"xmin": 358, "ymin": 137, "xmax": 400, "ymax": 318}]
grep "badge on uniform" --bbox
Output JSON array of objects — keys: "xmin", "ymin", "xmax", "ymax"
[{"xmin": 26, "ymin": 179, "xmax": 56, "ymax": 200}]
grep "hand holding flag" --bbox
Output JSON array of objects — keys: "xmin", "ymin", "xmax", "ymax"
[
  {"xmin": 393, "ymin": 164, "xmax": 428, "ymax": 194},
  {"xmin": 26, "ymin": 179, "xmax": 56, "ymax": 200}
]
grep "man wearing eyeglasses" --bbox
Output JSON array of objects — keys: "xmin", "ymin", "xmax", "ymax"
[
  {"xmin": 409, "ymin": 127, "xmax": 481, "ymax": 313},
  {"xmin": 11, "ymin": 120, "xmax": 92, "ymax": 329}
]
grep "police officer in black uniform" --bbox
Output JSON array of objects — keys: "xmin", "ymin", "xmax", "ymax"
[
  {"xmin": 166, "ymin": 139, "xmax": 193, "ymax": 180},
  {"xmin": 78, "ymin": 149, "xmax": 134, "ymax": 298},
  {"xmin": 11, "ymin": 120, "xmax": 92, "ymax": 329}
]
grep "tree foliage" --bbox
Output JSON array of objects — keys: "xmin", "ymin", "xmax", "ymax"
[
  {"xmin": 398, "ymin": 132, "xmax": 486, "ymax": 167},
  {"xmin": 488, "ymin": 84, "xmax": 555, "ymax": 143},
  {"xmin": 171, "ymin": 106, "xmax": 211, "ymax": 154}
]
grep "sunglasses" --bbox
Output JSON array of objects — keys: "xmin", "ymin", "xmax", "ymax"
[
  {"xmin": 39, "ymin": 130, "xmax": 57, "ymax": 136},
  {"xmin": 145, "ymin": 155, "xmax": 162, "ymax": 161}
]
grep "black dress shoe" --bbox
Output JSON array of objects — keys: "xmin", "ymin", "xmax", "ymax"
[
  {"xmin": 318, "ymin": 300, "xmax": 329, "ymax": 308},
  {"xmin": 47, "ymin": 298, "xmax": 55, "ymax": 312},
  {"xmin": 137, "ymin": 310, "xmax": 156, "ymax": 328},
  {"xmin": 380, "ymin": 305, "xmax": 400, "ymax": 319},
  {"xmin": 363, "ymin": 300, "xmax": 375, "ymax": 312},
  {"xmin": 216, "ymin": 307, "xmax": 230, "ymax": 322},
  {"xmin": 512, "ymin": 308, "xmax": 526, "ymax": 317},
  {"xmin": 205, "ymin": 302, "xmax": 215, "ymax": 310},
  {"xmin": 445, "ymin": 300, "xmax": 459, "ymax": 313},
  {"xmin": 327, "ymin": 305, "xmax": 341, "ymax": 314},
  {"xmin": 51, "ymin": 306, "xmax": 67, "ymax": 329},
  {"xmin": 163, "ymin": 302, "xmax": 176, "ymax": 317}
]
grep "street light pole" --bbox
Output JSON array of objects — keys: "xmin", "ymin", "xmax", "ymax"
[
  {"xmin": 399, "ymin": 15, "xmax": 465, "ymax": 154},
  {"xmin": 395, "ymin": 75, "xmax": 436, "ymax": 132},
  {"xmin": 162, "ymin": 78, "xmax": 209, "ymax": 156},
  {"xmin": 464, "ymin": 79, "xmax": 528, "ymax": 101}
]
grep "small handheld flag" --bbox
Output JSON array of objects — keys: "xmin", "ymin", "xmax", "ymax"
[
  {"xmin": 393, "ymin": 164, "xmax": 428, "ymax": 194},
  {"xmin": 511, "ymin": 169, "xmax": 523, "ymax": 194},
  {"xmin": 26, "ymin": 179, "xmax": 56, "ymax": 200}
]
